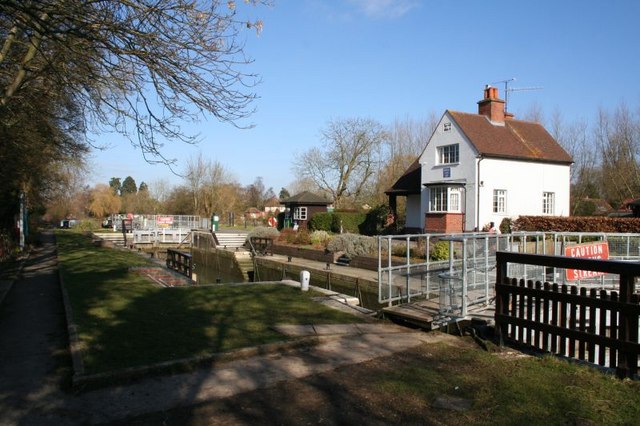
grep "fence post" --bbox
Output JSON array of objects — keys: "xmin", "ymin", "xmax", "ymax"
[
  {"xmin": 616, "ymin": 273, "xmax": 635, "ymax": 378},
  {"xmin": 495, "ymin": 251, "xmax": 508, "ymax": 347}
]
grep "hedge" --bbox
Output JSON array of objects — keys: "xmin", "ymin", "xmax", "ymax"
[
  {"xmin": 512, "ymin": 216, "xmax": 640, "ymax": 233},
  {"xmin": 308, "ymin": 212, "xmax": 333, "ymax": 232},
  {"xmin": 333, "ymin": 211, "xmax": 367, "ymax": 233}
]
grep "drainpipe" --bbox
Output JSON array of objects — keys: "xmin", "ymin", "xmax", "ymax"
[{"xmin": 476, "ymin": 155, "xmax": 484, "ymax": 232}]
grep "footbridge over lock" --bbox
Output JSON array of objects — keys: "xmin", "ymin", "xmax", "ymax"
[{"xmin": 378, "ymin": 231, "xmax": 640, "ymax": 330}]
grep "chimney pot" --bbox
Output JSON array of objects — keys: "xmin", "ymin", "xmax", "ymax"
[{"xmin": 478, "ymin": 87, "xmax": 505, "ymax": 122}]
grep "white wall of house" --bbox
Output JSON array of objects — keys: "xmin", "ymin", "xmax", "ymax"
[
  {"xmin": 477, "ymin": 158, "xmax": 571, "ymax": 228},
  {"xmin": 405, "ymin": 194, "xmax": 422, "ymax": 229}
]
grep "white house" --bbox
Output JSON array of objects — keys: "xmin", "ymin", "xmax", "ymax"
[{"xmin": 387, "ymin": 87, "xmax": 573, "ymax": 233}]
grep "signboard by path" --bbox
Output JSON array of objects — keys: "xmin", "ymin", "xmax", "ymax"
[
  {"xmin": 156, "ymin": 216, "xmax": 174, "ymax": 228},
  {"xmin": 564, "ymin": 242, "xmax": 609, "ymax": 281}
]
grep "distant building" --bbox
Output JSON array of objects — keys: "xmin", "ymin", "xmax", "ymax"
[
  {"xmin": 264, "ymin": 196, "xmax": 285, "ymax": 215},
  {"xmin": 281, "ymin": 191, "xmax": 332, "ymax": 229},
  {"xmin": 387, "ymin": 87, "xmax": 573, "ymax": 233}
]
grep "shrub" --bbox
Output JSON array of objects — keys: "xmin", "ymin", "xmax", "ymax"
[
  {"xmin": 326, "ymin": 233, "xmax": 376, "ymax": 258},
  {"xmin": 333, "ymin": 211, "xmax": 367, "ymax": 233},
  {"xmin": 499, "ymin": 217, "xmax": 512, "ymax": 234},
  {"xmin": 248, "ymin": 226, "xmax": 280, "ymax": 239},
  {"xmin": 276, "ymin": 211, "xmax": 286, "ymax": 231},
  {"xmin": 310, "ymin": 230, "xmax": 331, "ymax": 247},
  {"xmin": 278, "ymin": 228, "xmax": 297, "ymax": 244},
  {"xmin": 309, "ymin": 212, "xmax": 333, "ymax": 232},
  {"xmin": 77, "ymin": 219, "xmax": 98, "ymax": 232},
  {"xmin": 429, "ymin": 241, "xmax": 450, "ymax": 261},
  {"xmin": 294, "ymin": 228, "xmax": 312, "ymax": 245},
  {"xmin": 359, "ymin": 205, "xmax": 391, "ymax": 236},
  {"xmin": 276, "ymin": 228, "xmax": 311, "ymax": 245}
]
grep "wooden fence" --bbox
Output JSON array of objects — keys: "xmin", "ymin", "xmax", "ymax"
[
  {"xmin": 495, "ymin": 251, "xmax": 640, "ymax": 379},
  {"xmin": 166, "ymin": 249, "xmax": 193, "ymax": 279}
]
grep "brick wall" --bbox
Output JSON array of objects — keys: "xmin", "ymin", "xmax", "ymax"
[{"xmin": 425, "ymin": 213, "xmax": 464, "ymax": 233}]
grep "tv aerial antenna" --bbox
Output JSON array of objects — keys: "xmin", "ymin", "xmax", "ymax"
[{"xmin": 490, "ymin": 78, "xmax": 543, "ymax": 112}]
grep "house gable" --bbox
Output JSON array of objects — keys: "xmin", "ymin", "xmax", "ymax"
[{"xmin": 419, "ymin": 111, "xmax": 478, "ymax": 183}]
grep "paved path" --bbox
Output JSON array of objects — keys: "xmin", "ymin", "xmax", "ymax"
[
  {"xmin": 0, "ymin": 232, "xmax": 75, "ymax": 425},
  {"xmin": 0, "ymin": 232, "xmax": 455, "ymax": 425}
]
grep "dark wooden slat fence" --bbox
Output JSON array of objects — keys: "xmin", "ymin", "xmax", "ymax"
[
  {"xmin": 166, "ymin": 249, "xmax": 193, "ymax": 279},
  {"xmin": 495, "ymin": 251, "xmax": 640, "ymax": 379}
]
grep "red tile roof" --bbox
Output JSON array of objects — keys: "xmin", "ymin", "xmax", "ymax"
[{"xmin": 449, "ymin": 111, "xmax": 573, "ymax": 164}]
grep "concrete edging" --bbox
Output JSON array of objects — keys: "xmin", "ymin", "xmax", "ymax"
[{"xmin": 58, "ymin": 265, "xmax": 86, "ymax": 380}]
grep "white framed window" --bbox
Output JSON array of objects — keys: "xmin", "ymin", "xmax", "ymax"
[
  {"xmin": 293, "ymin": 207, "xmax": 307, "ymax": 220},
  {"xmin": 437, "ymin": 144, "xmax": 459, "ymax": 165},
  {"xmin": 493, "ymin": 189, "xmax": 507, "ymax": 214},
  {"xmin": 429, "ymin": 186, "xmax": 462, "ymax": 213},
  {"xmin": 542, "ymin": 192, "xmax": 555, "ymax": 215}
]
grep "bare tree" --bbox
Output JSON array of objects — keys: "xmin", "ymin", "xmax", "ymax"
[
  {"xmin": 596, "ymin": 103, "xmax": 640, "ymax": 208},
  {"xmin": 293, "ymin": 117, "xmax": 388, "ymax": 208},
  {"xmin": 368, "ymin": 114, "xmax": 437, "ymax": 205},
  {"xmin": 184, "ymin": 152, "xmax": 237, "ymax": 217},
  {"xmin": 0, "ymin": 0, "xmax": 268, "ymax": 162},
  {"xmin": 149, "ymin": 179, "xmax": 172, "ymax": 208},
  {"xmin": 549, "ymin": 110, "xmax": 600, "ymax": 214}
]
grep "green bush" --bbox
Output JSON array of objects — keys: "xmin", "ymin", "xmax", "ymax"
[
  {"xmin": 276, "ymin": 212, "xmax": 286, "ymax": 231},
  {"xmin": 499, "ymin": 217, "xmax": 512, "ymax": 234},
  {"xmin": 359, "ymin": 205, "xmax": 391, "ymax": 236},
  {"xmin": 429, "ymin": 241, "xmax": 450, "ymax": 261},
  {"xmin": 326, "ymin": 233, "xmax": 376, "ymax": 258},
  {"xmin": 309, "ymin": 212, "xmax": 333, "ymax": 232},
  {"xmin": 333, "ymin": 211, "xmax": 367, "ymax": 234}
]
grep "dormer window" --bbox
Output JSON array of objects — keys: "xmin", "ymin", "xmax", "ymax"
[
  {"xmin": 437, "ymin": 144, "xmax": 459, "ymax": 165},
  {"xmin": 443, "ymin": 122, "xmax": 451, "ymax": 131}
]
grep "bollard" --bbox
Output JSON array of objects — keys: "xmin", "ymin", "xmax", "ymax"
[{"xmin": 300, "ymin": 270, "xmax": 310, "ymax": 291}]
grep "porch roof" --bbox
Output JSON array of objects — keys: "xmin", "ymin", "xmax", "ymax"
[{"xmin": 385, "ymin": 159, "xmax": 421, "ymax": 196}]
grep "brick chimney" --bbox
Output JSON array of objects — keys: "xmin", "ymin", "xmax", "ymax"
[{"xmin": 478, "ymin": 85, "xmax": 505, "ymax": 122}]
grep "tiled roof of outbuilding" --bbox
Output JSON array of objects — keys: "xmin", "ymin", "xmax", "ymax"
[{"xmin": 282, "ymin": 191, "xmax": 331, "ymax": 205}]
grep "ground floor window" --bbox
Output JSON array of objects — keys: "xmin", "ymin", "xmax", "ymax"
[
  {"xmin": 293, "ymin": 206, "xmax": 307, "ymax": 220},
  {"xmin": 493, "ymin": 189, "xmax": 507, "ymax": 214},
  {"xmin": 429, "ymin": 186, "xmax": 462, "ymax": 213},
  {"xmin": 542, "ymin": 192, "xmax": 555, "ymax": 215}
]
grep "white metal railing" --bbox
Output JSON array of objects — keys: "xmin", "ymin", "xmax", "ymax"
[
  {"xmin": 110, "ymin": 214, "xmax": 204, "ymax": 231},
  {"xmin": 378, "ymin": 232, "xmax": 640, "ymax": 317},
  {"xmin": 133, "ymin": 228, "xmax": 192, "ymax": 244}
]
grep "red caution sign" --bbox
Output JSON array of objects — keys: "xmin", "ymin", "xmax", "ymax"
[{"xmin": 564, "ymin": 242, "xmax": 609, "ymax": 281}]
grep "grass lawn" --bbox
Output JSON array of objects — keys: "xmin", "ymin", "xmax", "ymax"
[
  {"xmin": 367, "ymin": 341, "xmax": 640, "ymax": 425},
  {"xmin": 56, "ymin": 231, "xmax": 362, "ymax": 374}
]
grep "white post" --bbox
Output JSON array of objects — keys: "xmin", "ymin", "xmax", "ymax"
[{"xmin": 300, "ymin": 270, "xmax": 310, "ymax": 291}]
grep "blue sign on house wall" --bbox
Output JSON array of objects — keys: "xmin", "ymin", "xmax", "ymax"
[{"xmin": 443, "ymin": 167, "xmax": 451, "ymax": 178}]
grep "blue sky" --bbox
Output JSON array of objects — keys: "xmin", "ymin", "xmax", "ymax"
[{"xmin": 89, "ymin": 0, "xmax": 640, "ymax": 193}]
